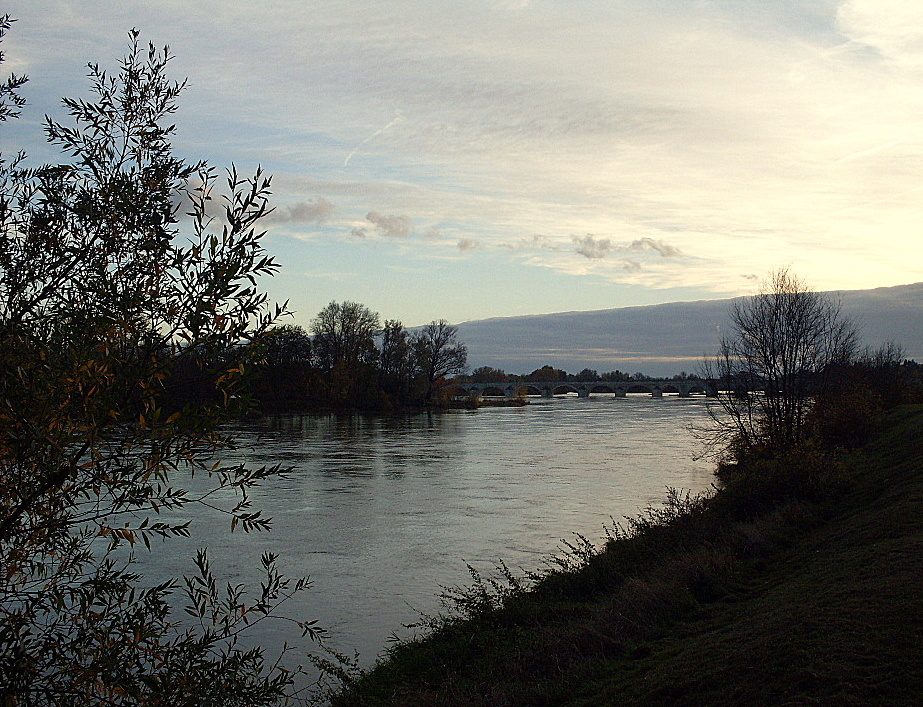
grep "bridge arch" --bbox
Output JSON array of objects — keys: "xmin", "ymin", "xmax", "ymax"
[
  {"xmin": 589, "ymin": 384, "xmax": 617, "ymax": 395},
  {"xmin": 626, "ymin": 384, "xmax": 654, "ymax": 394}
]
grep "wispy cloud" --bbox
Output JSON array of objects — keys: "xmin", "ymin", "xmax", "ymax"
[
  {"xmin": 630, "ymin": 238, "xmax": 680, "ymax": 257},
  {"xmin": 457, "ymin": 238, "xmax": 480, "ymax": 251},
  {"xmin": 622, "ymin": 259, "xmax": 642, "ymax": 272},
  {"xmin": 264, "ymin": 197, "xmax": 336, "ymax": 224},
  {"xmin": 365, "ymin": 211, "xmax": 412, "ymax": 238},
  {"xmin": 572, "ymin": 235, "xmax": 680, "ymax": 260},
  {"xmin": 573, "ymin": 235, "xmax": 613, "ymax": 259},
  {"xmin": 8, "ymin": 0, "xmax": 923, "ymax": 323}
]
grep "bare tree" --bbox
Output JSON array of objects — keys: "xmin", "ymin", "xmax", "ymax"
[
  {"xmin": 411, "ymin": 320, "xmax": 467, "ymax": 402},
  {"xmin": 701, "ymin": 269, "xmax": 858, "ymax": 460}
]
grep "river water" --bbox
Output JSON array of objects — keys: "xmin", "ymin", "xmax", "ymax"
[{"xmin": 144, "ymin": 395, "xmax": 715, "ymax": 669}]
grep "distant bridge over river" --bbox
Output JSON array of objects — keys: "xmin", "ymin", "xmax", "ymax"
[{"xmin": 454, "ymin": 378, "xmax": 716, "ymax": 399}]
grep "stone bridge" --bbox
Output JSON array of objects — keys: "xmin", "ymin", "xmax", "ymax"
[{"xmin": 453, "ymin": 378, "xmax": 716, "ymax": 399}]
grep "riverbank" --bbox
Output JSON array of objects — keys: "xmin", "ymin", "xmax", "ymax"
[{"xmin": 327, "ymin": 405, "xmax": 923, "ymax": 706}]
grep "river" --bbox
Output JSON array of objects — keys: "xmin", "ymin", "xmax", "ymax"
[{"xmin": 142, "ymin": 395, "xmax": 715, "ymax": 672}]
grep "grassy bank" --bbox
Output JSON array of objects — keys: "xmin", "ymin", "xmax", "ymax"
[{"xmin": 327, "ymin": 405, "xmax": 923, "ymax": 706}]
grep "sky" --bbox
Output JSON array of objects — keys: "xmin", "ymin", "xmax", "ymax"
[{"xmin": 3, "ymin": 0, "xmax": 923, "ymax": 327}]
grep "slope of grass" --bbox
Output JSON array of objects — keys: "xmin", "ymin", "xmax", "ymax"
[{"xmin": 328, "ymin": 406, "xmax": 923, "ymax": 706}]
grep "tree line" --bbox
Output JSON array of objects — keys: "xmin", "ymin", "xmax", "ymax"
[
  {"xmin": 462, "ymin": 366, "xmax": 698, "ymax": 383},
  {"xmin": 248, "ymin": 303, "xmax": 467, "ymax": 411}
]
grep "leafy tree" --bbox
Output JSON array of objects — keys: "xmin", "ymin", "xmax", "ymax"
[
  {"xmin": 527, "ymin": 365, "xmax": 568, "ymax": 382},
  {"xmin": 701, "ymin": 268, "xmax": 858, "ymax": 461},
  {"xmin": 311, "ymin": 300, "xmax": 379, "ymax": 371},
  {"xmin": 0, "ymin": 17, "xmax": 25, "ymax": 123},
  {"xmin": 470, "ymin": 366, "xmax": 508, "ymax": 383},
  {"xmin": 410, "ymin": 320, "xmax": 467, "ymax": 403},
  {"xmin": 251, "ymin": 324, "xmax": 316, "ymax": 410},
  {"xmin": 809, "ymin": 342, "xmax": 923, "ymax": 448},
  {"xmin": 379, "ymin": 319, "xmax": 410, "ymax": 377},
  {"xmin": 600, "ymin": 370, "xmax": 629, "ymax": 382},
  {"xmin": 378, "ymin": 319, "xmax": 412, "ymax": 401},
  {"xmin": 576, "ymin": 368, "xmax": 599, "ymax": 381},
  {"xmin": 0, "ymin": 27, "xmax": 317, "ymax": 704},
  {"xmin": 261, "ymin": 324, "xmax": 313, "ymax": 367}
]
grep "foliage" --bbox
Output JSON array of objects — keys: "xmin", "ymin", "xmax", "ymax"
[
  {"xmin": 0, "ymin": 17, "xmax": 25, "ymax": 123},
  {"xmin": 261, "ymin": 324, "xmax": 313, "ymax": 367},
  {"xmin": 599, "ymin": 370, "xmax": 631, "ymax": 381},
  {"xmin": 310, "ymin": 300, "xmax": 379, "ymax": 371},
  {"xmin": 808, "ymin": 342, "xmax": 923, "ymax": 448},
  {"xmin": 469, "ymin": 366, "xmax": 508, "ymax": 383},
  {"xmin": 0, "ymin": 28, "xmax": 317, "ymax": 704},
  {"xmin": 379, "ymin": 320, "xmax": 410, "ymax": 378},
  {"xmin": 576, "ymin": 368, "xmax": 600, "ymax": 381},
  {"xmin": 526, "ymin": 365, "xmax": 569, "ymax": 382},
  {"xmin": 251, "ymin": 310, "xmax": 471, "ymax": 410}
]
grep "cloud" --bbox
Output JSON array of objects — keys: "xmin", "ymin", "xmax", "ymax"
[
  {"xmin": 629, "ymin": 237, "xmax": 680, "ymax": 257},
  {"xmin": 573, "ymin": 235, "xmax": 613, "ymax": 259},
  {"xmin": 573, "ymin": 235, "xmax": 681, "ymax": 260},
  {"xmin": 265, "ymin": 197, "xmax": 335, "ymax": 224},
  {"xmin": 622, "ymin": 259, "xmax": 642, "ymax": 272},
  {"xmin": 838, "ymin": 0, "xmax": 923, "ymax": 65},
  {"xmin": 366, "ymin": 211, "xmax": 413, "ymax": 238},
  {"xmin": 457, "ymin": 238, "xmax": 480, "ymax": 251},
  {"xmin": 12, "ymin": 0, "xmax": 923, "ymax": 311},
  {"xmin": 498, "ymin": 235, "xmax": 564, "ymax": 251}
]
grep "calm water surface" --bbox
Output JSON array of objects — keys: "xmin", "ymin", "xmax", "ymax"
[{"xmin": 149, "ymin": 396, "xmax": 714, "ymax": 665}]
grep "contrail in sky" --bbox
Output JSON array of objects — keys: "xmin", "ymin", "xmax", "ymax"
[
  {"xmin": 831, "ymin": 184, "xmax": 923, "ymax": 216},
  {"xmin": 344, "ymin": 115, "xmax": 405, "ymax": 167},
  {"xmin": 833, "ymin": 137, "xmax": 906, "ymax": 164}
]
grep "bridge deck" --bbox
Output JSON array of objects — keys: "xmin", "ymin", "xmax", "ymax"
[{"xmin": 454, "ymin": 379, "xmax": 715, "ymax": 398}]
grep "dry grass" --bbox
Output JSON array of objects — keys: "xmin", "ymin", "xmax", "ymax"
[{"xmin": 326, "ymin": 406, "xmax": 923, "ymax": 707}]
